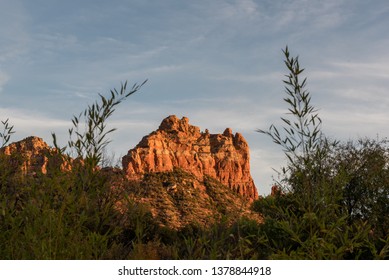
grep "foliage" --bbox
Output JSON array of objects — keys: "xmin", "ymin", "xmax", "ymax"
[
  {"xmin": 257, "ymin": 46, "xmax": 324, "ymax": 165},
  {"xmin": 331, "ymin": 139, "xmax": 389, "ymax": 240},
  {"xmin": 256, "ymin": 46, "xmax": 388, "ymax": 259},
  {"xmin": 0, "ymin": 81, "xmax": 147, "ymax": 259},
  {"xmin": 0, "ymin": 118, "xmax": 15, "ymax": 148},
  {"xmin": 52, "ymin": 80, "xmax": 147, "ymax": 169}
]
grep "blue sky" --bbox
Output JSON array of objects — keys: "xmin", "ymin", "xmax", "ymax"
[{"xmin": 1, "ymin": 0, "xmax": 389, "ymax": 195}]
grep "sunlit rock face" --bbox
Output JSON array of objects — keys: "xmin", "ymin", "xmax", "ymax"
[
  {"xmin": 1, "ymin": 136, "xmax": 53, "ymax": 175},
  {"xmin": 122, "ymin": 115, "xmax": 258, "ymax": 201},
  {"xmin": 0, "ymin": 136, "xmax": 71, "ymax": 175}
]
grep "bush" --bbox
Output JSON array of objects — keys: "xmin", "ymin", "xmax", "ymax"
[
  {"xmin": 0, "ymin": 81, "xmax": 147, "ymax": 259},
  {"xmin": 257, "ymin": 46, "xmax": 388, "ymax": 259}
]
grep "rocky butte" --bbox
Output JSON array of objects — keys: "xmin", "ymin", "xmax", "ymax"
[
  {"xmin": 0, "ymin": 116, "xmax": 260, "ymax": 228},
  {"xmin": 122, "ymin": 115, "xmax": 258, "ymax": 201},
  {"xmin": 0, "ymin": 136, "xmax": 73, "ymax": 175},
  {"xmin": 1, "ymin": 136, "xmax": 57, "ymax": 175}
]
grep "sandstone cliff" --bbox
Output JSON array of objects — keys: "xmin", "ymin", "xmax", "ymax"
[
  {"xmin": 1, "ymin": 136, "xmax": 52, "ymax": 175},
  {"xmin": 0, "ymin": 136, "xmax": 72, "ymax": 176},
  {"xmin": 122, "ymin": 115, "xmax": 258, "ymax": 201}
]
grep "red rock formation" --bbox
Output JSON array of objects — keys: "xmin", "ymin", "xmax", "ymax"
[
  {"xmin": 0, "ymin": 136, "xmax": 51, "ymax": 174},
  {"xmin": 0, "ymin": 132, "xmax": 261, "ymax": 229},
  {"xmin": 122, "ymin": 115, "xmax": 258, "ymax": 200},
  {"xmin": 0, "ymin": 136, "xmax": 70, "ymax": 175}
]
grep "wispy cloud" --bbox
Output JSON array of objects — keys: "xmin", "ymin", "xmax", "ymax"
[
  {"xmin": 0, "ymin": 0, "xmax": 29, "ymax": 53},
  {"xmin": 215, "ymin": 0, "xmax": 260, "ymax": 20},
  {"xmin": 208, "ymin": 71, "xmax": 283, "ymax": 84},
  {"xmin": 309, "ymin": 58, "xmax": 389, "ymax": 108},
  {"xmin": 329, "ymin": 61, "xmax": 389, "ymax": 79},
  {"xmin": 0, "ymin": 70, "xmax": 10, "ymax": 93},
  {"xmin": 0, "ymin": 107, "xmax": 69, "ymax": 144}
]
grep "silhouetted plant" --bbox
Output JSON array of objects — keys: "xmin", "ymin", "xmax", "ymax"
[
  {"xmin": 52, "ymin": 80, "xmax": 147, "ymax": 169},
  {"xmin": 258, "ymin": 46, "xmax": 323, "ymax": 165},
  {"xmin": 0, "ymin": 80, "xmax": 149, "ymax": 259},
  {"xmin": 256, "ymin": 46, "xmax": 386, "ymax": 259},
  {"xmin": 329, "ymin": 138, "xmax": 389, "ymax": 251},
  {"xmin": 0, "ymin": 118, "xmax": 15, "ymax": 148}
]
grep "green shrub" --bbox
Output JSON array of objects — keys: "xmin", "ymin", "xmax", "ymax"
[
  {"xmin": 0, "ymin": 81, "xmax": 146, "ymax": 259},
  {"xmin": 257, "ymin": 46, "xmax": 388, "ymax": 259}
]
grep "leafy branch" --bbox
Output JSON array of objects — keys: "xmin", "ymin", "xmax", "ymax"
[
  {"xmin": 0, "ymin": 118, "xmax": 15, "ymax": 148},
  {"xmin": 52, "ymin": 80, "xmax": 147, "ymax": 168},
  {"xmin": 258, "ymin": 46, "xmax": 322, "ymax": 165}
]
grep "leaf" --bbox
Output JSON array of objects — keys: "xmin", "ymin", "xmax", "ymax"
[{"xmin": 281, "ymin": 117, "xmax": 291, "ymax": 126}]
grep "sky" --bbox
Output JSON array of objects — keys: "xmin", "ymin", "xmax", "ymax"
[{"xmin": 1, "ymin": 0, "xmax": 389, "ymax": 195}]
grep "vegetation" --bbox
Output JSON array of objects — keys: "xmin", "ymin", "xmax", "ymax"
[
  {"xmin": 0, "ymin": 118, "xmax": 15, "ymax": 148},
  {"xmin": 256, "ymin": 46, "xmax": 389, "ymax": 259},
  {"xmin": 0, "ymin": 48, "xmax": 387, "ymax": 259}
]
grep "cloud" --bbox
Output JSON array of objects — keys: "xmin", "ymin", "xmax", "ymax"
[
  {"xmin": 0, "ymin": 71, "xmax": 10, "ymax": 93},
  {"xmin": 208, "ymin": 71, "xmax": 283, "ymax": 84},
  {"xmin": 309, "ymin": 58, "xmax": 389, "ymax": 109},
  {"xmin": 216, "ymin": 0, "xmax": 260, "ymax": 20},
  {"xmin": 0, "ymin": 107, "xmax": 69, "ymax": 144},
  {"xmin": 322, "ymin": 108, "xmax": 388, "ymax": 146},
  {"xmin": 0, "ymin": 0, "xmax": 29, "ymax": 62},
  {"xmin": 328, "ymin": 61, "xmax": 389, "ymax": 79},
  {"xmin": 32, "ymin": 33, "xmax": 79, "ymax": 55},
  {"xmin": 268, "ymin": 0, "xmax": 348, "ymax": 30}
]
